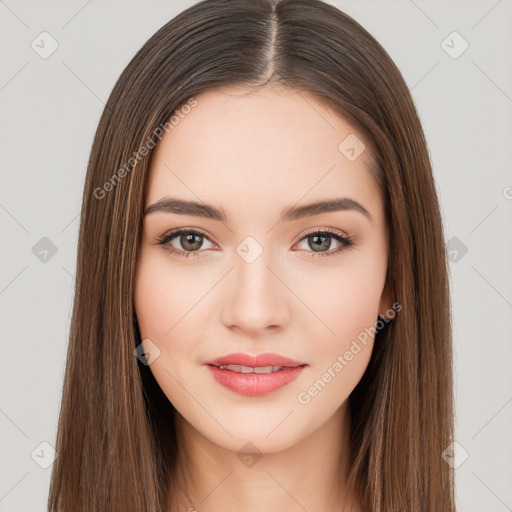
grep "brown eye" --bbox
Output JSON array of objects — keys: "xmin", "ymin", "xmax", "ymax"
[
  {"xmin": 295, "ymin": 230, "xmax": 355, "ymax": 257},
  {"xmin": 307, "ymin": 233, "xmax": 332, "ymax": 252},
  {"xmin": 156, "ymin": 228, "xmax": 215, "ymax": 258},
  {"xmin": 155, "ymin": 227, "xmax": 355, "ymax": 260},
  {"xmin": 179, "ymin": 233, "xmax": 204, "ymax": 251}
]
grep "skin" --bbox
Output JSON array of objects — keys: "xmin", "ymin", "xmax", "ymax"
[{"xmin": 134, "ymin": 84, "xmax": 393, "ymax": 512}]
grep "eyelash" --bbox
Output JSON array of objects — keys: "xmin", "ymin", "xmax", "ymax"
[{"xmin": 155, "ymin": 227, "xmax": 355, "ymax": 259}]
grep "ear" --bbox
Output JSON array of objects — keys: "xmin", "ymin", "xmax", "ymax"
[{"xmin": 378, "ymin": 278, "xmax": 395, "ymax": 319}]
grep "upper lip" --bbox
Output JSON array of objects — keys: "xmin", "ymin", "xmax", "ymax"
[{"xmin": 203, "ymin": 352, "xmax": 307, "ymax": 368}]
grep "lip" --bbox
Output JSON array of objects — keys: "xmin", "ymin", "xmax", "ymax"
[
  {"xmin": 203, "ymin": 352, "xmax": 306, "ymax": 368},
  {"xmin": 203, "ymin": 352, "xmax": 308, "ymax": 397}
]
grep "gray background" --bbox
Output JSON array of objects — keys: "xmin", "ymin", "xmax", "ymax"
[{"xmin": 1, "ymin": 0, "xmax": 511, "ymax": 510}]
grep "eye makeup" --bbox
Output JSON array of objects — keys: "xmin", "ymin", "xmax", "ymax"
[{"xmin": 154, "ymin": 226, "xmax": 356, "ymax": 259}]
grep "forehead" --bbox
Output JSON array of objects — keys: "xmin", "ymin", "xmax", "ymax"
[{"xmin": 146, "ymin": 85, "xmax": 383, "ymax": 227}]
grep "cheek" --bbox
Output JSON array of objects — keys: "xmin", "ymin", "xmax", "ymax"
[
  {"xmin": 134, "ymin": 255, "xmax": 201, "ymax": 408},
  {"xmin": 134, "ymin": 250, "xmax": 214, "ymax": 373},
  {"xmin": 295, "ymin": 280, "xmax": 378, "ymax": 413},
  {"xmin": 134, "ymin": 252, "xmax": 197, "ymax": 339},
  {"xmin": 293, "ymin": 254, "xmax": 384, "ymax": 343},
  {"xmin": 134, "ymin": 266, "xmax": 170, "ymax": 340},
  {"xmin": 324, "ymin": 277, "xmax": 381, "ymax": 344},
  {"xmin": 291, "ymin": 254, "xmax": 384, "ymax": 401}
]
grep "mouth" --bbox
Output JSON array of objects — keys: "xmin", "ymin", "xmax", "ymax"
[{"xmin": 203, "ymin": 353, "xmax": 308, "ymax": 396}]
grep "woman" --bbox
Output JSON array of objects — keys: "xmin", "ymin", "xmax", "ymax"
[{"xmin": 47, "ymin": 0, "xmax": 456, "ymax": 510}]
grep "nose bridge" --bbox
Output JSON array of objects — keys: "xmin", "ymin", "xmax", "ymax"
[{"xmin": 221, "ymin": 238, "xmax": 288, "ymax": 331}]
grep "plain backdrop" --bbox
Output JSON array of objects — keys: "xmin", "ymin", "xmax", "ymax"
[{"xmin": 1, "ymin": 1, "xmax": 511, "ymax": 510}]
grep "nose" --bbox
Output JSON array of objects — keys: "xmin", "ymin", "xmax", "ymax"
[{"xmin": 220, "ymin": 251, "xmax": 290, "ymax": 335}]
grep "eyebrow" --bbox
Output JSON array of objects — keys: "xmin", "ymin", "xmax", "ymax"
[{"xmin": 144, "ymin": 197, "xmax": 374, "ymax": 225}]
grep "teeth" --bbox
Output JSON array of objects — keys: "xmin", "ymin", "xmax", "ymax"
[
  {"xmin": 217, "ymin": 364, "xmax": 283, "ymax": 374},
  {"xmin": 254, "ymin": 365, "xmax": 283, "ymax": 374}
]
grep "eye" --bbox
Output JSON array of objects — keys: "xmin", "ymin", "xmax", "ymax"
[
  {"xmin": 155, "ymin": 227, "xmax": 355, "ymax": 259},
  {"xmin": 155, "ymin": 228, "xmax": 216, "ymax": 259},
  {"xmin": 293, "ymin": 229, "xmax": 355, "ymax": 257}
]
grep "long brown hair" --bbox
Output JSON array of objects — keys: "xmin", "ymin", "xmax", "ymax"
[{"xmin": 47, "ymin": 0, "xmax": 455, "ymax": 510}]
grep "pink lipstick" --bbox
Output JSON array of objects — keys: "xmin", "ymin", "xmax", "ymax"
[{"xmin": 203, "ymin": 352, "xmax": 308, "ymax": 397}]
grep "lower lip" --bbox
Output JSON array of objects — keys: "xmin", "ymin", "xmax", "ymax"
[{"xmin": 205, "ymin": 364, "xmax": 307, "ymax": 397}]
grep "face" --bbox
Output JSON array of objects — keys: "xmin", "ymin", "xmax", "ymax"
[{"xmin": 134, "ymin": 84, "xmax": 392, "ymax": 454}]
